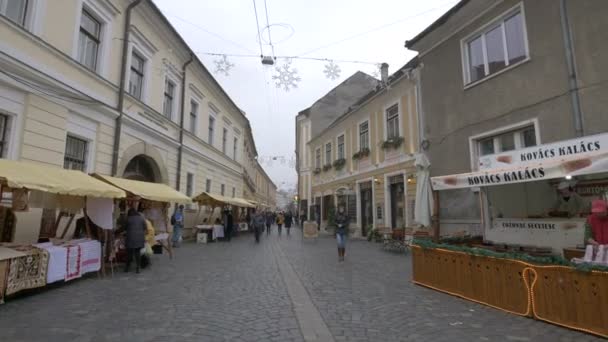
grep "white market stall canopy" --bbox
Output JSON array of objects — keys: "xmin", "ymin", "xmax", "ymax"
[
  {"xmin": 93, "ymin": 174, "xmax": 191, "ymax": 204},
  {"xmin": 432, "ymin": 132, "xmax": 608, "ymax": 191},
  {"xmin": 0, "ymin": 159, "xmax": 125, "ymax": 199}
]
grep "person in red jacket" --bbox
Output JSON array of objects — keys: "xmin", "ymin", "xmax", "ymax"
[{"xmin": 585, "ymin": 199, "xmax": 608, "ymax": 245}]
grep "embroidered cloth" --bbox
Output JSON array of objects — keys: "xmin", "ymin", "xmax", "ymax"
[{"xmin": 5, "ymin": 246, "xmax": 48, "ymax": 295}]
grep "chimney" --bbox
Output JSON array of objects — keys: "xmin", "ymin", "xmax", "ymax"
[{"xmin": 380, "ymin": 63, "xmax": 389, "ymax": 83}]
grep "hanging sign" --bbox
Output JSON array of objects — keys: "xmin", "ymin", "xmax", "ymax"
[{"xmin": 479, "ymin": 132, "xmax": 608, "ymax": 170}]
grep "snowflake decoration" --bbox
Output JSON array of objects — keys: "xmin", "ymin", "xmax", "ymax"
[
  {"xmin": 272, "ymin": 61, "xmax": 301, "ymax": 91},
  {"xmin": 213, "ymin": 55, "xmax": 235, "ymax": 76},
  {"xmin": 371, "ymin": 63, "xmax": 382, "ymax": 78},
  {"xmin": 323, "ymin": 61, "xmax": 341, "ymax": 80}
]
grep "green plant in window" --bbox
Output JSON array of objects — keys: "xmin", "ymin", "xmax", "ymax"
[
  {"xmin": 381, "ymin": 136, "xmax": 404, "ymax": 150},
  {"xmin": 333, "ymin": 158, "xmax": 346, "ymax": 170}
]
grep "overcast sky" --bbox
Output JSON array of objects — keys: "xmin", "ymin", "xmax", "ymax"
[{"xmin": 153, "ymin": 0, "xmax": 459, "ymax": 190}]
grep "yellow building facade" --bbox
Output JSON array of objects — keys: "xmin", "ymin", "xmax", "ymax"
[{"xmin": 0, "ymin": 0, "xmax": 274, "ymax": 242}]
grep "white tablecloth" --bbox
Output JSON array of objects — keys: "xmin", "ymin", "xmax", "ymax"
[
  {"xmin": 78, "ymin": 240, "xmax": 101, "ymax": 274},
  {"xmin": 212, "ymin": 225, "xmax": 224, "ymax": 240},
  {"xmin": 34, "ymin": 243, "xmax": 67, "ymax": 284}
]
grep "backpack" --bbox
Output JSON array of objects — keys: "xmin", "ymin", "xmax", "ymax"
[{"xmin": 170, "ymin": 213, "xmax": 176, "ymax": 225}]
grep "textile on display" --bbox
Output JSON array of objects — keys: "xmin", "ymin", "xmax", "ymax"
[
  {"xmin": 5, "ymin": 245, "xmax": 49, "ymax": 295},
  {"xmin": 145, "ymin": 207, "xmax": 167, "ymax": 233},
  {"xmin": 0, "ymin": 260, "xmax": 8, "ymax": 304},
  {"xmin": 34, "ymin": 242, "xmax": 67, "ymax": 284},
  {"xmin": 213, "ymin": 225, "xmax": 224, "ymax": 240},
  {"xmin": 65, "ymin": 244, "xmax": 82, "ymax": 281},
  {"xmin": 86, "ymin": 197, "xmax": 113, "ymax": 230},
  {"xmin": 77, "ymin": 239, "xmax": 101, "ymax": 274},
  {"xmin": 11, "ymin": 189, "xmax": 29, "ymax": 212}
]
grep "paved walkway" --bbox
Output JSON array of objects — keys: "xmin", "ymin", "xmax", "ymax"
[{"xmin": 0, "ymin": 227, "xmax": 602, "ymax": 342}]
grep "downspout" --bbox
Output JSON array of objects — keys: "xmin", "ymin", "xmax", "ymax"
[
  {"xmin": 559, "ymin": 0, "xmax": 584, "ymax": 137},
  {"xmin": 175, "ymin": 54, "xmax": 194, "ymax": 191},
  {"xmin": 111, "ymin": 0, "xmax": 145, "ymax": 176}
]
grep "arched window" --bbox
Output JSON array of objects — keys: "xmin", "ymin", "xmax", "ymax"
[{"xmin": 123, "ymin": 155, "xmax": 158, "ymax": 183}]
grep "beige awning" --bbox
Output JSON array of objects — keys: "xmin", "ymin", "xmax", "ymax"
[
  {"xmin": 229, "ymin": 197, "xmax": 256, "ymax": 208},
  {"xmin": 0, "ymin": 160, "xmax": 125, "ymax": 198},
  {"xmin": 93, "ymin": 174, "xmax": 191, "ymax": 204},
  {"xmin": 192, "ymin": 192, "xmax": 255, "ymax": 208}
]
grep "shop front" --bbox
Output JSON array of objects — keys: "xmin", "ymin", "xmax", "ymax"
[{"xmin": 413, "ymin": 132, "xmax": 608, "ymax": 338}]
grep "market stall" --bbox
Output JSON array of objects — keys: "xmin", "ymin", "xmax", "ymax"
[
  {"xmin": 413, "ymin": 133, "xmax": 608, "ymax": 337},
  {"xmin": 191, "ymin": 192, "xmax": 255, "ymax": 242},
  {"xmin": 92, "ymin": 174, "xmax": 191, "ymax": 259},
  {"xmin": 0, "ymin": 160, "xmax": 126, "ymax": 303}
]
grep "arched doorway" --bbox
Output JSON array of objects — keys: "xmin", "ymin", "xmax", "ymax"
[{"xmin": 123, "ymin": 154, "xmax": 161, "ymax": 183}]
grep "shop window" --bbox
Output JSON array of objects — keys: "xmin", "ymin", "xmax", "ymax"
[
  {"xmin": 63, "ymin": 135, "xmax": 88, "ymax": 171},
  {"xmin": 77, "ymin": 9, "xmax": 101, "ymax": 71},
  {"xmin": 0, "ymin": 0, "xmax": 28, "ymax": 26},
  {"xmin": 477, "ymin": 125, "xmax": 537, "ymax": 156},
  {"xmin": 463, "ymin": 8, "xmax": 528, "ymax": 84},
  {"xmin": 128, "ymin": 51, "xmax": 145, "ymax": 99}
]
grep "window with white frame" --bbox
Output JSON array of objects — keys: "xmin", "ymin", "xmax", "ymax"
[
  {"xmin": 208, "ymin": 116, "xmax": 215, "ymax": 145},
  {"xmin": 0, "ymin": 0, "xmax": 28, "ymax": 26},
  {"xmin": 386, "ymin": 104, "xmax": 399, "ymax": 139},
  {"xmin": 0, "ymin": 114, "xmax": 9, "ymax": 158},
  {"xmin": 64, "ymin": 135, "xmax": 88, "ymax": 171},
  {"xmin": 233, "ymin": 137, "xmax": 238, "ymax": 160},
  {"xmin": 128, "ymin": 51, "xmax": 145, "ymax": 99},
  {"xmin": 205, "ymin": 179, "xmax": 211, "ymax": 193},
  {"xmin": 359, "ymin": 121, "xmax": 369, "ymax": 150},
  {"xmin": 189, "ymin": 100, "xmax": 198, "ymax": 134},
  {"xmin": 325, "ymin": 142, "xmax": 332, "ymax": 166},
  {"xmin": 186, "ymin": 172, "xmax": 194, "ymax": 197},
  {"xmin": 222, "ymin": 128, "xmax": 228, "ymax": 154},
  {"xmin": 232, "ymin": 187, "xmax": 235, "ymax": 198},
  {"xmin": 315, "ymin": 148, "xmax": 321, "ymax": 169},
  {"xmin": 163, "ymin": 79, "xmax": 175, "ymax": 119},
  {"xmin": 77, "ymin": 9, "xmax": 101, "ymax": 71},
  {"xmin": 337, "ymin": 134, "xmax": 345, "ymax": 160},
  {"xmin": 221, "ymin": 184, "xmax": 225, "ymax": 196},
  {"xmin": 478, "ymin": 125, "xmax": 536, "ymax": 156},
  {"xmin": 464, "ymin": 9, "xmax": 527, "ymax": 84}
]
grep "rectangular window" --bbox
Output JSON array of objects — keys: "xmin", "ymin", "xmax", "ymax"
[
  {"xmin": 186, "ymin": 172, "xmax": 194, "ymax": 197},
  {"xmin": 205, "ymin": 179, "xmax": 211, "ymax": 193},
  {"xmin": 163, "ymin": 79, "xmax": 175, "ymax": 119},
  {"xmin": 0, "ymin": 114, "xmax": 9, "ymax": 158},
  {"xmin": 337, "ymin": 135, "xmax": 345, "ymax": 160},
  {"xmin": 233, "ymin": 137, "xmax": 238, "ymax": 160},
  {"xmin": 1, "ymin": 0, "xmax": 28, "ymax": 26},
  {"xmin": 129, "ymin": 52, "xmax": 144, "ymax": 99},
  {"xmin": 359, "ymin": 121, "xmax": 369, "ymax": 150},
  {"xmin": 222, "ymin": 128, "xmax": 228, "ymax": 154},
  {"xmin": 221, "ymin": 184, "xmax": 225, "ymax": 196},
  {"xmin": 208, "ymin": 116, "xmax": 215, "ymax": 145},
  {"xmin": 325, "ymin": 142, "xmax": 332, "ymax": 165},
  {"xmin": 64, "ymin": 135, "xmax": 87, "ymax": 171},
  {"xmin": 464, "ymin": 11, "xmax": 527, "ymax": 84},
  {"xmin": 189, "ymin": 101, "xmax": 198, "ymax": 133},
  {"xmin": 386, "ymin": 104, "xmax": 399, "ymax": 139},
  {"xmin": 232, "ymin": 187, "xmax": 235, "ymax": 198},
  {"xmin": 315, "ymin": 148, "xmax": 321, "ymax": 169},
  {"xmin": 478, "ymin": 125, "xmax": 537, "ymax": 156},
  {"xmin": 77, "ymin": 9, "xmax": 100, "ymax": 71}
]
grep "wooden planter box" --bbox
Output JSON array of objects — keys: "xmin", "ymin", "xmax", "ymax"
[
  {"xmin": 530, "ymin": 266, "xmax": 608, "ymax": 338},
  {"xmin": 412, "ymin": 245, "xmax": 531, "ymax": 316}
]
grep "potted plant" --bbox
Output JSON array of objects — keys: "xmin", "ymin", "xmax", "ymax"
[
  {"xmin": 333, "ymin": 158, "xmax": 346, "ymax": 170},
  {"xmin": 313, "ymin": 167, "xmax": 322, "ymax": 175},
  {"xmin": 352, "ymin": 147, "xmax": 371, "ymax": 160},
  {"xmin": 381, "ymin": 136, "xmax": 404, "ymax": 150},
  {"xmin": 323, "ymin": 164, "xmax": 333, "ymax": 172}
]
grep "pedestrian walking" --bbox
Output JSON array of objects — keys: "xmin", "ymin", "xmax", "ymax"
[
  {"xmin": 335, "ymin": 205, "xmax": 349, "ymax": 262},
  {"xmin": 253, "ymin": 209, "xmax": 265, "ymax": 243},
  {"xmin": 265, "ymin": 210, "xmax": 273, "ymax": 235},
  {"xmin": 171, "ymin": 205, "xmax": 184, "ymax": 248},
  {"xmin": 284, "ymin": 211, "xmax": 293, "ymax": 235},
  {"xmin": 224, "ymin": 209, "xmax": 234, "ymax": 242},
  {"xmin": 124, "ymin": 208, "xmax": 146, "ymax": 273},
  {"xmin": 276, "ymin": 212, "xmax": 285, "ymax": 235}
]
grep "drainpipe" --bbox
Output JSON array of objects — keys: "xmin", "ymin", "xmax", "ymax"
[
  {"xmin": 559, "ymin": 0, "xmax": 584, "ymax": 137},
  {"xmin": 175, "ymin": 54, "xmax": 194, "ymax": 191},
  {"xmin": 111, "ymin": 0, "xmax": 145, "ymax": 176}
]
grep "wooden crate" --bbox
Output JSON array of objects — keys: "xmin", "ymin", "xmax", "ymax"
[
  {"xmin": 531, "ymin": 266, "xmax": 608, "ymax": 338},
  {"xmin": 412, "ymin": 246, "xmax": 531, "ymax": 316}
]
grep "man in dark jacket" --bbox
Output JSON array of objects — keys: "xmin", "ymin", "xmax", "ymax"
[
  {"xmin": 265, "ymin": 211, "xmax": 273, "ymax": 235},
  {"xmin": 335, "ymin": 206, "xmax": 349, "ymax": 262},
  {"xmin": 253, "ymin": 209, "xmax": 265, "ymax": 243},
  {"xmin": 225, "ymin": 209, "xmax": 234, "ymax": 241},
  {"xmin": 125, "ymin": 208, "xmax": 146, "ymax": 273}
]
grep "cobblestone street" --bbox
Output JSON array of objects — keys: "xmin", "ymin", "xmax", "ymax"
[{"xmin": 0, "ymin": 227, "xmax": 602, "ymax": 342}]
